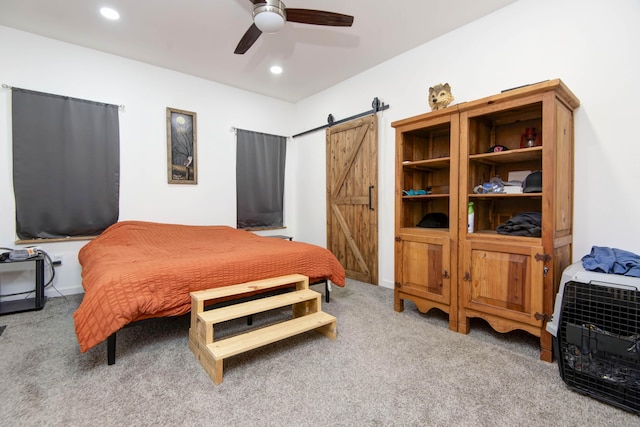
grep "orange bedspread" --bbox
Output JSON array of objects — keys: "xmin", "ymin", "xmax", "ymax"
[{"xmin": 73, "ymin": 221, "xmax": 345, "ymax": 352}]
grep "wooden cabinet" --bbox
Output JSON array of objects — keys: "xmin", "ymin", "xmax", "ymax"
[
  {"xmin": 393, "ymin": 109, "xmax": 459, "ymax": 332},
  {"xmin": 392, "ymin": 79, "xmax": 579, "ymax": 361}
]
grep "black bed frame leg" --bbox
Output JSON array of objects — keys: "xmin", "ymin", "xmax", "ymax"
[
  {"xmin": 107, "ymin": 333, "xmax": 116, "ymax": 365},
  {"xmin": 325, "ymin": 280, "xmax": 330, "ymax": 303}
]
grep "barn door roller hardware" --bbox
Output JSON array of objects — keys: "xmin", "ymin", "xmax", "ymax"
[{"xmin": 292, "ymin": 97, "xmax": 389, "ymax": 138}]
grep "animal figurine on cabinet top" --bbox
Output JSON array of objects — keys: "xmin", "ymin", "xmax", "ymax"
[{"xmin": 428, "ymin": 83, "xmax": 454, "ymax": 111}]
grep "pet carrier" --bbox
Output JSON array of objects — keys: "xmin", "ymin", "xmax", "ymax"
[{"xmin": 547, "ymin": 262, "xmax": 640, "ymax": 414}]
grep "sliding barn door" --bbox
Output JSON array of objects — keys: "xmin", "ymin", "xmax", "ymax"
[{"xmin": 326, "ymin": 115, "xmax": 378, "ymax": 285}]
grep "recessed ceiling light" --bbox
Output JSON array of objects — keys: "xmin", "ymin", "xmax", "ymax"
[
  {"xmin": 270, "ymin": 65, "xmax": 283, "ymax": 75},
  {"xmin": 100, "ymin": 7, "xmax": 120, "ymax": 20}
]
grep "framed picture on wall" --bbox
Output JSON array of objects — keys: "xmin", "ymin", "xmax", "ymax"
[{"xmin": 166, "ymin": 107, "xmax": 197, "ymax": 184}]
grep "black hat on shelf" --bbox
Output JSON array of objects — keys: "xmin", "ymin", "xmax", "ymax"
[
  {"xmin": 417, "ymin": 212, "xmax": 449, "ymax": 228},
  {"xmin": 522, "ymin": 171, "xmax": 542, "ymax": 193},
  {"xmin": 486, "ymin": 144, "xmax": 509, "ymax": 153}
]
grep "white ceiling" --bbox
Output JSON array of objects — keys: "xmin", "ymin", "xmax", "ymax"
[{"xmin": 0, "ymin": 0, "xmax": 516, "ymax": 103}]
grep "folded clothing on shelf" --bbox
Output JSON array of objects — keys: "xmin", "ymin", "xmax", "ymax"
[
  {"xmin": 496, "ymin": 212, "xmax": 541, "ymax": 237},
  {"xmin": 402, "ymin": 188, "xmax": 431, "ymax": 196}
]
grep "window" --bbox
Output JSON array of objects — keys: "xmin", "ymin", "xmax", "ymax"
[
  {"xmin": 235, "ymin": 129, "xmax": 286, "ymax": 229},
  {"xmin": 11, "ymin": 88, "xmax": 120, "ymax": 240}
]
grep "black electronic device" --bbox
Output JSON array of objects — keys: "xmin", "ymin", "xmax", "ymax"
[{"xmin": 8, "ymin": 247, "xmax": 41, "ymax": 261}]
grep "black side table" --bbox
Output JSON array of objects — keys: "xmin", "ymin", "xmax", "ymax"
[{"xmin": 0, "ymin": 255, "xmax": 47, "ymax": 315}]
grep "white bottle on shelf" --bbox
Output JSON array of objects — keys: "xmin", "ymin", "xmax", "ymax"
[{"xmin": 468, "ymin": 202, "xmax": 475, "ymax": 233}]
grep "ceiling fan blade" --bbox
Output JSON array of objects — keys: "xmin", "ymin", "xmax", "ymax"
[
  {"xmin": 234, "ymin": 24, "xmax": 262, "ymax": 54},
  {"xmin": 285, "ymin": 9, "xmax": 354, "ymax": 27}
]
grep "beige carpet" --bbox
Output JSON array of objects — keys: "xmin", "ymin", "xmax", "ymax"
[{"xmin": 0, "ymin": 279, "xmax": 637, "ymax": 426}]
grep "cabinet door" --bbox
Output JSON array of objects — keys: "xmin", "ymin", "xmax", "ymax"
[
  {"xmin": 461, "ymin": 240, "xmax": 544, "ymax": 327},
  {"xmin": 396, "ymin": 233, "xmax": 451, "ymax": 305}
]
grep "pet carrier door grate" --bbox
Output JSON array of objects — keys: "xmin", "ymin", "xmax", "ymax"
[{"xmin": 556, "ymin": 280, "xmax": 640, "ymax": 414}]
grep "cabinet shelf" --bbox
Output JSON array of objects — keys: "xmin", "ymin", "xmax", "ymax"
[
  {"xmin": 469, "ymin": 147, "xmax": 542, "ymax": 165},
  {"xmin": 468, "ymin": 229, "xmax": 542, "ymax": 241},
  {"xmin": 402, "ymin": 194, "xmax": 450, "ymax": 200},
  {"xmin": 468, "ymin": 193, "xmax": 541, "ymax": 199},
  {"xmin": 402, "ymin": 157, "xmax": 450, "ymax": 170},
  {"xmin": 400, "ymin": 227, "xmax": 450, "ymax": 234}
]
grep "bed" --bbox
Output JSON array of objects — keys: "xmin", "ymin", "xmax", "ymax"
[{"xmin": 73, "ymin": 221, "xmax": 345, "ymax": 361}]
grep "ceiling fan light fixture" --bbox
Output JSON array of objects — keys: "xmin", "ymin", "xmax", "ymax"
[
  {"xmin": 235, "ymin": 0, "xmax": 354, "ymax": 55},
  {"xmin": 253, "ymin": 1, "xmax": 286, "ymax": 33}
]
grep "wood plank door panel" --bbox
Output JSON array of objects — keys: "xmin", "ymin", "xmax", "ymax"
[
  {"xmin": 326, "ymin": 115, "xmax": 378, "ymax": 284},
  {"xmin": 461, "ymin": 240, "xmax": 544, "ymax": 329},
  {"xmin": 396, "ymin": 233, "xmax": 450, "ymax": 304}
]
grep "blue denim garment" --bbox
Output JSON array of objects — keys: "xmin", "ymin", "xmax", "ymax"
[{"xmin": 582, "ymin": 246, "xmax": 640, "ymax": 278}]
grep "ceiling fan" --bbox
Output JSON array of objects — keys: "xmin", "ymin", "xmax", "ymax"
[{"xmin": 234, "ymin": 0, "xmax": 354, "ymax": 54}]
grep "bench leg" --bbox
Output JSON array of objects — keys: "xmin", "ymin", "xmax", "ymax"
[{"xmin": 214, "ymin": 359, "xmax": 223, "ymax": 385}]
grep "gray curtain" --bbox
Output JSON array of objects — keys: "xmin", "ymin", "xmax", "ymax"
[
  {"xmin": 236, "ymin": 129, "xmax": 286, "ymax": 229},
  {"xmin": 12, "ymin": 88, "xmax": 120, "ymax": 239}
]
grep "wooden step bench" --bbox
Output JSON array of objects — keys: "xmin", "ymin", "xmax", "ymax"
[
  {"xmin": 189, "ymin": 274, "xmax": 337, "ymax": 384},
  {"xmin": 188, "ymin": 274, "xmax": 312, "ymax": 354}
]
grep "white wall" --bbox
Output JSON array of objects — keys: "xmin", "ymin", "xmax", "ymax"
[
  {"xmin": 293, "ymin": 0, "xmax": 640, "ymax": 288},
  {"xmin": 0, "ymin": 26, "xmax": 296, "ymax": 297},
  {"xmin": 2, "ymin": 0, "xmax": 639, "ymax": 298}
]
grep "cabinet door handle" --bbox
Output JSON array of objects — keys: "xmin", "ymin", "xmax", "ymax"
[
  {"xmin": 368, "ymin": 185, "xmax": 374, "ymax": 210},
  {"xmin": 464, "ymin": 272, "xmax": 471, "ymax": 281},
  {"xmin": 443, "ymin": 269, "xmax": 450, "ymax": 279}
]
